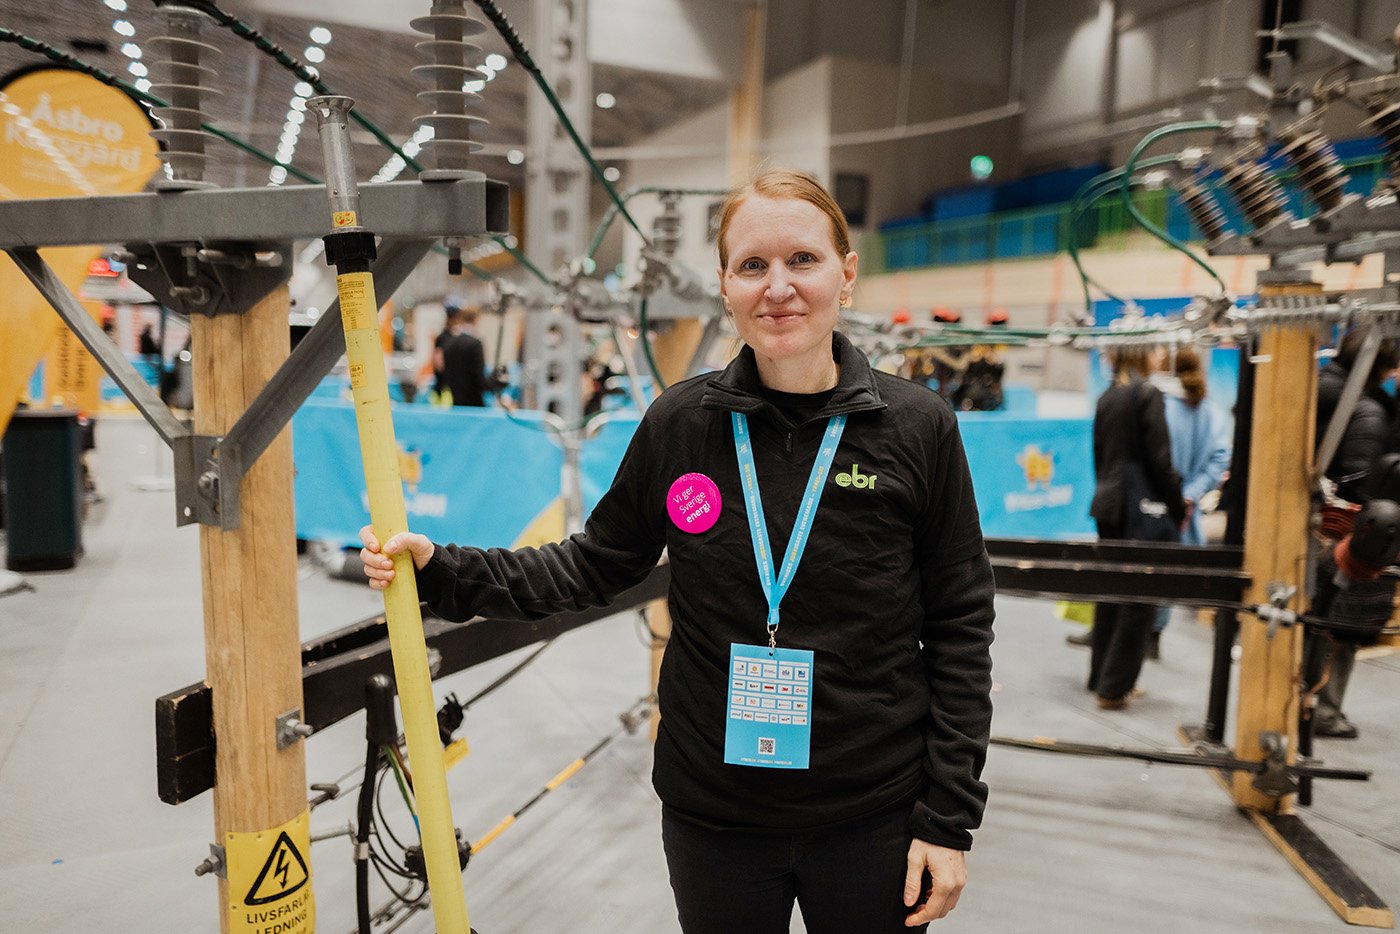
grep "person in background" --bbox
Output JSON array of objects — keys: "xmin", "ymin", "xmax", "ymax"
[
  {"xmin": 436, "ymin": 304, "xmax": 487, "ymax": 407},
  {"xmin": 1086, "ymin": 344, "xmax": 1185, "ymax": 709},
  {"xmin": 1307, "ymin": 325, "xmax": 1400, "ymax": 738},
  {"xmin": 953, "ymin": 310, "xmax": 1008, "ymax": 412},
  {"xmin": 926, "ymin": 307, "xmax": 967, "ymax": 400},
  {"xmin": 358, "ymin": 169, "xmax": 995, "ymax": 931},
  {"xmin": 138, "ymin": 322, "xmax": 160, "ymax": 362},
  {"xmin": 1148, "ymin": 345, "xmax": 1230, "ymax": 659}
]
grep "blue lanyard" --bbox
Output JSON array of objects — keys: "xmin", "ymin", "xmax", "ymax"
[{"xmin": 732, "ymin": 412, "xmax": 847, "ymax": 650}]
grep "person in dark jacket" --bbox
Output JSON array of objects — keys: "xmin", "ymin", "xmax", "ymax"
[
  {"xmin": 437, "ymin": 305, "xmax": 487, "ymax": 407},
  {"xmin": 358, "ymin": 170, "xmax": 995, "ymax": 932},
  {"xmin": 1087, "ymin": 344, "xmax": 1186, "ymax": 709},
  {"xmin": 1308, "ymin": 325, "xmax": 1399, "ymax": 738}
]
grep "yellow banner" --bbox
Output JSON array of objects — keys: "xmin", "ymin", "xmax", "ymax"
[
  {"xmin": 224, "ymin": 810, "xmax": 315, "ymax": 934},
  {"xmin": 0, "ymin": 68, "xmax": 161, "ymax": 435}
]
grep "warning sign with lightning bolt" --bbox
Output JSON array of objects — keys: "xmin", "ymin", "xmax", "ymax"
[{"xmin": 225, "ymin": 810, "xmax": 316, "ymax": 933}]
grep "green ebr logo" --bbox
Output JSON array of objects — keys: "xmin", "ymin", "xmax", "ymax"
[{"xmin": 834, "ymin": 463, "xmax": 876, "ymax": 490}]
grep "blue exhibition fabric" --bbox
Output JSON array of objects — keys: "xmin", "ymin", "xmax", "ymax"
[
  {"xmin": 292, "ymin": 400, "xmax": 562, "ymax": 548},
  {"xmin": 957, "ymin": 414, "xmax": 1096, "ymax": 540}
]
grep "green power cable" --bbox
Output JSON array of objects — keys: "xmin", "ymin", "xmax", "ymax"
[
  {"xmin": 586, "ymin": 186, "xmax": 732, "ymax": 260},
  {"xmin": 467, "ymin": 0, "xmax": 648, "ymax": 240},
  {"xmin": 1064, "ymin": 155, "xmax": 1182, "ymax": 317},
  {"xmin": 637, "ymin": 297, "xmax": 667, "ymax": 391},
  {"xmin": 1120, "ymin": 121, "xmax": 1227, "ymax": 293},
  {"xmin": 191, "ymin": 2, "xmax": 551, "ymax": 287},
  {"xmin": 0, "ymin": 27, "xmax": 320, "ymax": 184}
]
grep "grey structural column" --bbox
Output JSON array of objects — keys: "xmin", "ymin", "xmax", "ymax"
[{"xmin": 524, "ymin": 0, "xmax": 591, "ymax": 424}]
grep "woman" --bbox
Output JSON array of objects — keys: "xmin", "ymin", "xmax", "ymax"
[
  {"xmin": 1150, "ymin": 346, "xmax": 1230, "ymax": 657},
  {"xmin": 1087, "ymin": 344, "xmax": 1186, "ymax": 709},
  {"xmin": 360, "ymin": 170, "xmax": 995, "ymax": 932}
]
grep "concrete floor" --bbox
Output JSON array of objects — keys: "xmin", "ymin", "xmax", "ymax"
[{"xmin": 1, "ymin": 415, "xmax": 1397, "ymax": 933}]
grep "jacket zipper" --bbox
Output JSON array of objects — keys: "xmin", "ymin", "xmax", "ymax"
[{"xmin": 785, "ymin": 431, "xmax": 793, "ymax": 453}]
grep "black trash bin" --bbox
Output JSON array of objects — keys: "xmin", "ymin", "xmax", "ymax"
[{"xmin": 2, "ymin": 408, "xmax": 83, "ymax": 571}]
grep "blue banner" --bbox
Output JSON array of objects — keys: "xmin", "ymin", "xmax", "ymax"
[
  {"xmin": 958, "ymin": 414, "xmax": 1096, "ymax": 539},
  {"xmin": 293, "ymin": 401, "xmax": 563, "ymax": 548}
]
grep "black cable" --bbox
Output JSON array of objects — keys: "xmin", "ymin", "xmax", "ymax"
[
  {"xmin": 374, "ymin": 765, "xmax": 411, "ymax": 852},
  {"xmin": 461, "ymin": 640, "xmax": 555, "ymax": 709},
  {"xmin": 355, "ymin": 740, "xmax": 379, "ymax": 934}
]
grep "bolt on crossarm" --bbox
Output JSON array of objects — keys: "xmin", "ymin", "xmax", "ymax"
[{"xmin": 307, "ymin": 94, "xmax": 472, "ymax": 934}]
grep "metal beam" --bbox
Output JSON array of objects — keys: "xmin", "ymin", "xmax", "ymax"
[
  {"xmin": 154, "ymin": 563, "xmax": 672, "ymax": 804},
  {"xmin": 6, "ymin": 247, "xmax": 189, "ymax": 447},
  {"xmin": 202, "ymin": 239, "xmax": 435, "ymax": 528},
  {"xmin": 0, "ymin": 177, "xmax": 509, "ymax": 249},
  {"xmin": 1264, "ymin": 20, "xmax": 1396, "ymax": 74}
]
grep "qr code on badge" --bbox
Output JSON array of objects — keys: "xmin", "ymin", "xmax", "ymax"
[{"xmin": 758, "ymin": 737, "xmax": 775, "ymax": 755}]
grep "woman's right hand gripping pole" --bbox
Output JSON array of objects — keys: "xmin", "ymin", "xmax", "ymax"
[{"xmin": 359, "ymin": 524, "xmax": 435, "ymax": 591}]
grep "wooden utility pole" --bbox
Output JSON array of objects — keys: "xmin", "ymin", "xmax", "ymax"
[
  {"xmin": 192, "ymin": 285, "xmax": 311, "ymax": 932},
  {"xmin": 1231, "ymin": 281, "xmax": 1320, "ymax": 810}
]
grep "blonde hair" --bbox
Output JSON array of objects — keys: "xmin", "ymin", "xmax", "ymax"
[{"xmin": 717, "ymin": 170, "xmax": 852, "ymax": 271}]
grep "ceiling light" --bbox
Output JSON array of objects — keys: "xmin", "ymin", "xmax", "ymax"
[
  {"xmin": 485, "ymin": 53, "xmax": 507, "ymax": 71},
  {"xmin": 112, "ymin": 20, "xmax": 135, "ymax": 37},
  {"xmin": 294, "ymin": 81, "xmax": 314, "ymax": 97},
  {"xmin": 134, "ymin": 78, "xmax": 151, "ymax": 93},
  {"xmin": 478, "ymin": 65, "xmax": 495, "ymax": 81},
  {"xmin": 309, "ymin": 26, "xmax": 332, "ymax": 45},
  {"xmin": 121, "ymin": 43, "xmax": 141, "ymax": 58},
  {"xmin": 290, "ymin": 96, "xmax": 307, "ymax": 112},
  {"xmin": 127, "ymin": 62, "xmax": 147, "ymax": 77},
  {"xmin": 286, "ymin": 110, "xmax": 305, "ymax": 125},
  {"xmin": 603, "ymin": 166, "xmax": 621, "ymax": 182},
  {"xmin": 464, "ymin": 79, "xmax": 485, "ymax": 93},
  {"xmin": 595, "ymin": 92, "xmax": 616, "ymax": 109},
  {"xmin": 269, "ymin": 165, "xmax": 288, "ymax": 184},
  {"xmin": 104, "ymin": 0, "xmax": 127, "ymax": 9},
  {"xmin": 304, "ymin": 46, "xmax": 325, "ymax": 64},
  {"xmin": 506, "ymin": 149, "xmax": 524, "ymax": 165}
]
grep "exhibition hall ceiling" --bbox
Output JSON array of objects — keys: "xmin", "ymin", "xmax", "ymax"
[{"xmin": 0, "ymin": 0, "xmax": 731, "ymax": 192}]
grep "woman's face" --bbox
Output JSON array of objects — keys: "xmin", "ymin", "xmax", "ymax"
[{"xmin": 718, "ymin": 194, "xmax": 857, "ymax": 369}]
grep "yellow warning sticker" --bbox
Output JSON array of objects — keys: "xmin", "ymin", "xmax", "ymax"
[
  {"xmin": 338, "ymin": 272, "xmax": 373, "ymax": 331},
  {"xmin": 332, "ymin": 210, "xmax": 358, "ymax": 228},
  {"xmin": 226, "ymin": 810, "xmax": 315, "ymax": 934},
  {"xmin": 349, "ymin": 362, "xmax": 367, "ymax": 389}
]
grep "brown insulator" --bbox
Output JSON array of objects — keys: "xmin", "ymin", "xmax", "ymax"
[
  {"xmin": 1279, "ymin": 130, "xmax": 1349, "ymax": 213},
  {"xmin": 1175, "ymin": 178, "xmax": 1228, "ymax": 242},
  {"xmin": 1363, "ymin": 101, "xmax": 1400, "ymax": 187},
  {"xmin": 1220, "ymin": 160, "xmax": 1289, "ymax": 231}
]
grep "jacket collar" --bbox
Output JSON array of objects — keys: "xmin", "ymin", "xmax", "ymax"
[{"xmin": 700, "ymin": 331, "xmax": 886, "ymax": 419}]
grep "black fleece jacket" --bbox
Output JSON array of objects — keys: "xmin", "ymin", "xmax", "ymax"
[
  {"xmin": 416, "ymin": 333, "xmax": 996, "ymax": 850},
  {"xmin": 1089, "ymin": 377, "xmax": 1186, "ymax": 528},
  {"xmin": 1316, "ymin": 361, "xmax": 1396, "ymax": 505}
]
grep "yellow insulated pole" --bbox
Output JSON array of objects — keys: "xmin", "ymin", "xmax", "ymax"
[{"xmin": 308, "ymin": 95, "xmax": 471, "ymax": 933}]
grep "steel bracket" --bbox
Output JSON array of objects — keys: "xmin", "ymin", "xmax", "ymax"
[
  {"xmin": 124, "ymin": 239, "xmax": 293, "ymax": 317},
  {"xmin": 169, "ymin": 238, "xmax": 435, "ymax": 529}
]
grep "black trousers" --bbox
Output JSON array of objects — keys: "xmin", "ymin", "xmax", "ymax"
[
  {"xmin": 1088, "ymin": 521, "xmax": 1154, "ymax": 701},
  {"xmin": 661, "ymin": 804, "xmax": 929, "ymax": 934}
]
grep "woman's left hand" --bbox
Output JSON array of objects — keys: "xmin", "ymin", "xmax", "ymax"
[{"xmin": 903, "ymin": 839, "xmax": 967, "ymax": 926}]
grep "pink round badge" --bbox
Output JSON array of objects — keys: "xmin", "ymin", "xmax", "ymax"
[{"xmin": 667, "ymin": 472, "xmax": 722, "ymax": 534}]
